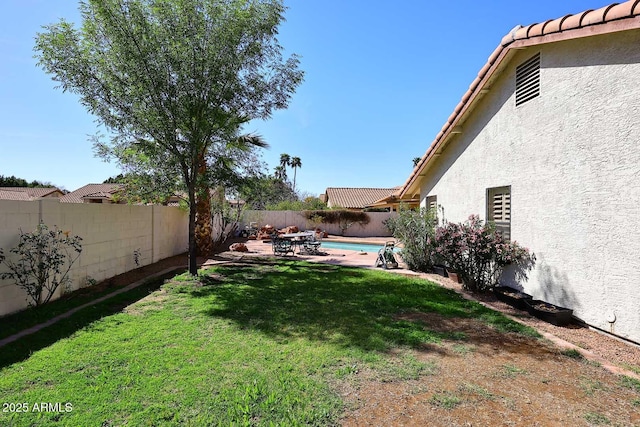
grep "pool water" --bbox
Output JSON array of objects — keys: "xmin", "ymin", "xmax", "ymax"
[{"xmin": 320, "ymin": 241, "xmax": 398, "ymax": 253}]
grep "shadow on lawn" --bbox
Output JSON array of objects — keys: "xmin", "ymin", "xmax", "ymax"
[
  {"xmin": 174, "ymin": 258, "xmax": 534, "ymax": 353},
  {"xmin": 0, "ymin": 277, "xmax": 169, "ymax": 370}
]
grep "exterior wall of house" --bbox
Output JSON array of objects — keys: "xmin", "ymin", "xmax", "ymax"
[
  {"xmin": 0, "ymin": 200, "xmax": 188, "ymax": 317},
  {"xmin": 418, "ymin": 30, "xmax": 640, "ymax": 343},
  {"xmin": 240, "ymin": 210, "xmax": 396, "ymax": 237}
]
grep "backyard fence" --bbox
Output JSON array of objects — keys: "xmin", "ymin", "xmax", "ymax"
[
  {"xmin": 0, "ymin": 199, "xmax": 188, "ymax": 317},
  {"xmin": 239, "ymin": 210, "xmax": 397, "ymax": 237}
]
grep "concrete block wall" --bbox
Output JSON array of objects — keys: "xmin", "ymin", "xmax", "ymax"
[
  {"xmin": 239, "ymin": 210, "xmax": 396, "ymax": 237},
  {"xmin": 0, "ymin": 200, "xmax": 188, "ymax": 317}
]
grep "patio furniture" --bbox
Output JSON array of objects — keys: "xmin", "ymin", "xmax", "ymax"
[
  {"xmin": 271, "ymin": 235, "xmax": 295, "ymax": 256},
  {"xmin": 299, "ymin": 230, "xmax": 323, "ymax": 255},
  {"xmin": 279, "ymin": 231, "xmax": 313, "ymax": 254},
  {"xmin": 375, "ymin": 241, "xmax": 398, "ymax": 269}
]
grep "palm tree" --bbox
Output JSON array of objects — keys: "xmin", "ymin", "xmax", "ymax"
[
  {"xmin": 290, "ymin": 156, "xmax": 302, "ymax": 191},
  {"xmin": 195, "ymin": 131, "xmax": 268, "ymax": 256},
  {"xmin": 274, "ymin": 165, "xmax": 286, "ymax": 181},
  {"xmin": 278, "ymin": 153, "xmax": 290, "ymax": 182}
]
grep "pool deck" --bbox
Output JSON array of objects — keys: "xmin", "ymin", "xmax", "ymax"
[{"xmin": 214, "ymin": 236, "xmax": 414, "ymax": 274}]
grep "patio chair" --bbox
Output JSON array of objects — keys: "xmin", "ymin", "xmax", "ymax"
[
  {"xmin": 375, "ymin": 241, "xmax": 398, "ymax": 269},
  {"xmin": 299, "ymin": 231, "xmax": 322, "ymax": 255},
  {"xmin": 271, "ymin": 234, "xmax": 295, "ymax": 256}
]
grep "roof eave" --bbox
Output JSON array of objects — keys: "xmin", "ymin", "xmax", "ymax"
[{"xmin": 399, "ymin": 7, "xmax": 640, "ymax": 199}]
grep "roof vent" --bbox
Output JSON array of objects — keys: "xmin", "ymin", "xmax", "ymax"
[{"xmin": 515, "ymin": 53, "xmax": 540, "ymax": 106}]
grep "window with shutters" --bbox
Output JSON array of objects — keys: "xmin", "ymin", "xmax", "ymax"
[
  {"xmin": 515, "ymin": 53, "xmax": 540, "ymax": 106},
  {"xmin": 426, "ymin": 195, "xmax": 437, "ymax": 212},
  {"xmin": 487, "ymin": 186, "xmax": 511, "ymax": 240},
  {"xmin": 426, "ymin": 195, "xmax": 438, "ymax": 225}
]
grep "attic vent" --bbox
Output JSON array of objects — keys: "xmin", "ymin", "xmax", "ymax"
[{"xmin": 515, "ymin": 53, "xmax": 540, "ymax": 106}]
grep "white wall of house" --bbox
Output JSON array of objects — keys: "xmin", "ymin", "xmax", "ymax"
[
  {"xmin": 0, "ymin": 200, "xmax": 188, "ymax": 317},
  {"xmin": 418, "ymin": 30, "xmax": 640, "ymax": 343},
  {"xmin": 240, "ymin": 210, "xmax": 396, "ymax": 237}
]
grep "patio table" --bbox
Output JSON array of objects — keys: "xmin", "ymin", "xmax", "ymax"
[{"xmin": 280, "ymin": 232, "xmax": 314, "ymax": 254}]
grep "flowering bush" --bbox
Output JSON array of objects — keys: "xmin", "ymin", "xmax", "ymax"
[{"xmin": 435, "ymin": 215, "xmax": 535, "ymax": 292}]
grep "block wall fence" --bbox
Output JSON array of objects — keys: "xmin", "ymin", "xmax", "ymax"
[{"xmin": 0, "ymin": 199, "xmax": 188, "ymax": 317}]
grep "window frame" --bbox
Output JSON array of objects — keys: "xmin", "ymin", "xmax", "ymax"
[{"xmin": 486, "ymin": 186, "xmax": 511, "ymax": 240}]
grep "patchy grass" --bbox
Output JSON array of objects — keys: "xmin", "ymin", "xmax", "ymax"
[
  {"xmin": 560, "ymin": 348, "xmax": 584, "ymax": 359},
  {"xmin": 451, "ymin": 343, "xmax": 475, "ymax": 355},
  {"xmin": 584, "ymin": 412, "xmax": 611, "ymax": 425},
  {"xmin": 0, "ymin": 258, "xmax": 537, "ymax": 426},
  {"xmin": 622, "ymin": 363, "xmax": 640, "ymax": 375},
  {"xmin": 458, "ymin": 383, "xmax": 495, "ymax": 401},
  {"xmin": 430, "ymin": 392, "xmax": 462, "ymax": 409},
  {"xmin": 580, "ymin": 377, "xmax": 608, "ymax": 396},
  {"xmin": 500, "ymin": 364, "xmax": 527, "ymax": 378},
  {"xmin": 620, "ymin": 375, "xmax": 640, "ymax": 392}
]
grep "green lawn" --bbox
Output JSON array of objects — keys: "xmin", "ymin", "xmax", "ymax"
[{"xmin": 0, "ymin": 258, "xmax": 537, "ymax": 426}]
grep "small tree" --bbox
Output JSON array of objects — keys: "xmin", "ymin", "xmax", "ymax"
[
  {"xmin": 0, "ymin": 223, "xmax": 83, "ymax": 307},
  {"xmin": 385, "ymin": 206, "xmax": 438, "ymax": 272},
  {"xmin": 35, "ymin": 0, "xmax": 304, "ymax": 275}
]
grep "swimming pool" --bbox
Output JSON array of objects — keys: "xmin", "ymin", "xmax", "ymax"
[{"xmin": 320, "ymin": 241, "xmax": 397, "ymax": 253}]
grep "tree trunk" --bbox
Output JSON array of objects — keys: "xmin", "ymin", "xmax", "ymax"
[
  {"xmin": 188, "ymin": 185, "xmax": 198, "ymax": 276},
  {"xmin": 194, "ymin": 157, "xmax": 213, "ymax": 257}
]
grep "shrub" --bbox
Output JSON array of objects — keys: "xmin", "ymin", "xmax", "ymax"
[
  {"xmin": 0, "ymin": 223, "xmax": 83, "ymax": 307},
  {"xmin": 385, "ymin": 207, "xmax": 438, "ymax": 272},
  {"xmin": 302, "ymin": 210, "xmax": 370, "ymax": 235},
  {"xmin": 435, "ymin": 215, "xmax": 535, "ymax": 292}
]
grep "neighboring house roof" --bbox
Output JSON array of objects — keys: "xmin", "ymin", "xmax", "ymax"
[
  {"xmin": 400, "ymin": 1, "xmax": 640, "ymax": 199},
  {"xmin": 0, "ymin": 187, "xmax": 64, "ymax": 200},
  {"xmin": 60, "ymin": 184, "xmax": 124, "ymax": 203},
  {"xmin": 325, "ymin": 187, "xmax": 399, "ymax": 210},
  {"xmin": 0, "ymin": 189, "xmax": 32, "ymax": 201}
]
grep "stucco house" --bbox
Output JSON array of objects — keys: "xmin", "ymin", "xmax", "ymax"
[{"xmin": 400, "ymin": 2, "xmax": 640, "ymax": 344}]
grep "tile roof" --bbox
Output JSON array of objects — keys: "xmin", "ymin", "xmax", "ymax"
[
  {"xmin": 325, "ymin": 187, "xmax": 399, "ymax": 209},
  {"xmin": 60, "ymin": 184, "xmax": 123, "ymax": 203},
  {"xmin": 0, "ymin": 187, "xmax": 63, "ymax": 200},
  {"xmin": 0, "ymin": 189, "xmax": 32, "ymax": 201},
  {"xmin": 401, "ymin": 1, "xmax": 640, "ymax": 198}
]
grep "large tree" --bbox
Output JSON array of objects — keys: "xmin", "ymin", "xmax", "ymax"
[{"xmin": 35, "ymin": 0, "xmax": 303, "ymax": 274}]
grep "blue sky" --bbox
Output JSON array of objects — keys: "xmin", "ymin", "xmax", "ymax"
[{"xmin": 0, "ymin": 0, "xmax": 610, "ymax": 195}]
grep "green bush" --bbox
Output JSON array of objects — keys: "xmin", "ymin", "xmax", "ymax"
[
  {"xmin": 267, "ymin": 197, "xmax": 327, "ymax": 211},
  {"xmin": 302, "ymin": 210, "xmax": 370, "ymax": 235},
  {"xmin": 384, "ymin": 207, "xmax": 438, "ymax": 272}
]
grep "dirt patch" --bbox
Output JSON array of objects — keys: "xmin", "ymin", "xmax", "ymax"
[
  {"xmin": 64, "ymin": 253, "xmax": 191, "ymax": 300},
  {"xmin": 339, "ymin": 312, "xmax": 640, "ymax": 426}
]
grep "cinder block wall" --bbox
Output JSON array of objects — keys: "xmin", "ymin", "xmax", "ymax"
[{"xmin": 0, "ymin": 200, "xmax": 188, "ymax": 317}]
